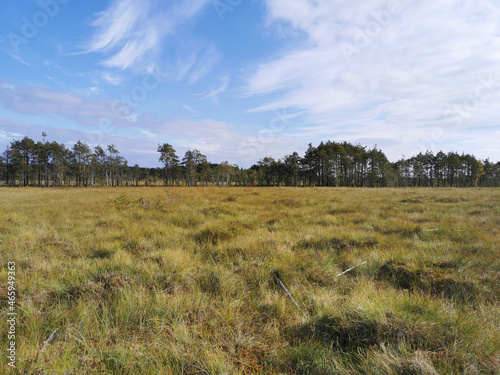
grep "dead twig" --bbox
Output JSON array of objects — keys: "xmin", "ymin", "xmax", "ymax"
[
  {"xmin": 32, "ymin": 328, "xmax": 59, "ymax": 366},
  {"xmin": 41, "ymin": 328, "xmax": 58, "ymax": 353},
  {"xmin": 271, "ymin": 271, "xmax": 307, "ymax": 316},
  {"xmin": 336, "ymin": 261, "xmax": 367, "ymax": 277}
]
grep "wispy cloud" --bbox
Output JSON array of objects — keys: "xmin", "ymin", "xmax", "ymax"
[
  {"xmin": 0, "ymin": 80, "xmax": 295, "ymax": 165},
  {"xmin": 174, "ymin": 45, "xmax": 221, "ymax": 84},
  {"xmin": 42, "ymin": 59, "xmax": 62, "ymax": 69},
  {"xmin": 200, "ymin": 76, "xmax": 230, "ymax": 103},
  {"xmin": 182, "ymin": 105, "xmax": 197, "ymax": 114},
  {"xmin": 84, "ymin": 0, "xmax": 212, "ymax": 72},
  {"xmin": 0, "ymin": 82, "xmax": 128, "ymax": 126},
  {"xmin": 141, "ymin": 129, "xmax": 156, "ymax": 138},
  {"xmin": 187, "ymin": 46, "xmax": 221, "ymax": 84},
  {"xmin": 0, "ymin": 126, "xmax": 26, "ymax": 140},
  {"xmin": 101, "ymin": 72, "xmax": 124, "ymax": 86},
  {"xmin": 145, "ymin": 117, "xmax": 302, "ymax": 164},
  {"xmin": 0, "ymin": 97, "xmax": 298, "ymax": 167},
  {"xmin": 245, "ymin": 0, "xmax": 500, "ymax": 159},
  {"xmin": 4, "ymin": 51, "xmax": 32, "ymax": 66}
]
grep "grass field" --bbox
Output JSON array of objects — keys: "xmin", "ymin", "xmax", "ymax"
[{"xmin": 1, "ymin": 187, "xmax": 499, "ymax": 374}]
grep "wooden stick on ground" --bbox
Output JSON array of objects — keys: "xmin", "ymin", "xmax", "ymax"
[
  {"xmin": 32, "ymin": 328, "xmax": 59, "ymax": 365},
  {"xmin": 271, "ymin": 271, "xmax": 306, "ymax": 316},
  {"xmin": 41, "ymin": 328, "xmax": 59, "ymax": 353},
  {"xmin": 336, "ymin": 261, "xmax": 367, "ymax": 278}
]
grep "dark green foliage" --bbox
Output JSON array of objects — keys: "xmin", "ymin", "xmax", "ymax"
[
  {"xmin": 1, "ymin": 135, "xmax": 499, "ymax": 187},
  {"xmin": 114, "ymin": 194, "xmax": 132, "ymax": 207}
]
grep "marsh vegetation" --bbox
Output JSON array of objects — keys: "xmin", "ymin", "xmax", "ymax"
[{"xmin": 1, "ymin": 187, "xmax": 498, "ymax": 374}]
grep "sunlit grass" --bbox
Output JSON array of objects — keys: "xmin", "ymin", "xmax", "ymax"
[{"xmin": 1, "ymin": 187, "xmax": 499, "ymax": 374}]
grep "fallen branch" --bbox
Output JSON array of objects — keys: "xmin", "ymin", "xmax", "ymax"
[
  {"xmin": 41, "ymin": 328, "xmax": 59, "ymax": 353},
  {"xmin": 32, "ymin": 328, "xmax": 59, "ymax": 366},
  {"xmin": 271, "ymin": 271, "xmax": 307, "ymax": 316},
  {"xmin": 336, "ymin": 261, "xmax": 367, "ymax": 277}
]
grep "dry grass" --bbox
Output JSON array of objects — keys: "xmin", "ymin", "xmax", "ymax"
[{"xmin": 0, "ymin": 187, "xmax": 499, "ymax": 374}]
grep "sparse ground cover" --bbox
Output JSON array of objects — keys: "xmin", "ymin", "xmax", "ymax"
[{"xmin": 0, "ymin": 187, "xmax": 499, "ymax": 374}]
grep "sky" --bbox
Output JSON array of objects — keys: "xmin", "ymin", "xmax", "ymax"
[{"xmin": 0, "ymin": 0, "xmax": 499, "ymax": 168}]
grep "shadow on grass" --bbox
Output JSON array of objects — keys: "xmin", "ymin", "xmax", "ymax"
[
  {"xmin": 376, "ymin": 261, "xmax": 480, "ymax": 304},
  {"xmin": 281, "ymin": 310, "xmax": 449, "ymax": 374},
  {"xmin": 295, "ymin": 236, "xmax": 377, "ymax": 253}
]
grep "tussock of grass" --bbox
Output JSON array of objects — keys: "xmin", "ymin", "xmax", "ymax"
[
  {"xmin": 433, "ymin": 197, "xmax": 468, "ymax": 203},
  {"xmin": 90, "ymin": 249, "xmax": 115, "ymax": 259},
  {"xmin": 401, "ymin": 197, "xmax": 425, "ymax": 204},
  {"xmin": 200, "ymin": 206, "xmax": 235, "ymax": 217},
  {"xmin": 296, "ymin": 235, "xmax": 378, "ymax": 253},
  {"xmin": 271, "ymin": 199, "xmax": 297, "ymax": 207},
  {"xmin": 0, "ymin": 187, "xmax": 499, "ymax": 374},
  {"xmin": 289, "ymin": 308, "xmax": 453, "ymax": 353},
  {"xmin": 194, "ymin": 223, "xmax": 242, "ymax": 246},
  {"xmin": 375, "ymin": 261, "xmax": 482, "ymax": 304}
]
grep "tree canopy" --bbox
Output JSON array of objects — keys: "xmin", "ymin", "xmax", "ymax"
[{"xmin": 1, "ymin": 135, "xmax": 499, "ymax": 187}]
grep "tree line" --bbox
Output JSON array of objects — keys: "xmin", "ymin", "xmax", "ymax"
[{"xmin": 1, "ymin": 135, "xmax": 499, "ymax": 187}]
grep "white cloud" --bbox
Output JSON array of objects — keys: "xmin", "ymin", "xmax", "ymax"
[
  {"xmin": 154, "ymin": 117, "xmax": 303, "ymax": 165},
  {"xmin": 0, "ymin": 83, "xmax": 129, "ymax": 126},
  {"xmin": 176, "ymin": 55, "xmax": 197, "ymax": 81},
  {"xmin": 199, "ymin": 76, "xmax": 230, "ymax": 103},
  {"xmin": 141, "ymin": 130, "xmax": 156, "ymax": 138},
  {"xmin": 42, "ymin": 60, "xmax": 62, "ymax": 69},
  {"xmin": 0, "ymin": 81, "xmax": 300, "ymax": 166},
  {"xmin": 245, "ymin": 0, "xmax": 500, "ymax": 160},
  {"xmin": 187, "ymin": 46, "xmax": 221, "ymax": 84},
  {"xmin": 84, "ymin": 0, "xmax": 212, "ymax": 72},
  {"xmin": 101, "ymin": 72, "xmax": 124, "ymax": 86},
  {"xmin": 181, "ymin": 105, "xmax": 197, "ymax": 114},
  {"xmin": 4, "ymin": 52, "xmax": 32, "ymax": 66}
]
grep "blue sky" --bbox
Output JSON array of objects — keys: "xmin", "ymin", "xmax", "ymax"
[{"xmin": 1, "ymin": 0, "xmax": 499, "ymax": 167}]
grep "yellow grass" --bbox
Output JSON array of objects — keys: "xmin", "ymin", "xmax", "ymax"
[{"xmin": 1, "ymin": 187, "xmax": 499, "ymax": 374}]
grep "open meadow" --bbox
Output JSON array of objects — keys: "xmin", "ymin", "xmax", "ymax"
[{"xmin": 1, "ymin": 187, "xmax": 499, "ymax": 374}]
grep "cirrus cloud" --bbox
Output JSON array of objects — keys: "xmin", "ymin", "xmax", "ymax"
[
  {"xmin": 245, "ymin": 0, "xmax": 500, "ymax": 160},
  {"xmin": 83, "ymin": 0, "xmax": 213, "ymax": 72}
]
